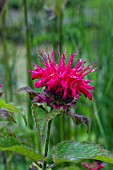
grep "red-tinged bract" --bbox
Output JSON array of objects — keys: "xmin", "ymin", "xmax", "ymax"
[{"xmin": 29, "ymin": 50, "xmax": 96, "ymax": 110}]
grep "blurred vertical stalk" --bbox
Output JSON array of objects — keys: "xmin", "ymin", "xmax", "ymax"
[
  {"xmin": 92, "ymin": 102, "xmax": 107, "ymax": 148},
  {"xmin": 23, "ymin": 0, "xmax": 33, "ymax": 128},
  {"xmin": 2, "ymin": 152, "xmax": 7, "ymax": 170},
  {"xmin": 1, "ymin": 4, "xmax": 12, "ymax": 170},
  {"xmin": 78, "ymin": 0, "xmax": 86, "ymax": 51},
  {"xmin": 1, "ymin": 4, "xmax": 9, "ymax": 102},
  {"xmin": 52, "ymin": 18, "xmax": 58, "ymax": 62},
  {"xmin": 59, "ymin": 11, "xmax": 63, "ymax": 53}
]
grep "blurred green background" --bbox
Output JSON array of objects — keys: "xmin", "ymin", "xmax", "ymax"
[{"xmin": 0, "ymin": 0, "xmax": 113, "ymax": 169}]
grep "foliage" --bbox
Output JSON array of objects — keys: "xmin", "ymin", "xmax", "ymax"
[
  {"xmin": 0, "ymin": 0, "xmax": 113, "ymax": 169},
  {"xmin": 0, "ymin": 99, "xmax": 44, "ymax": 162},
  {"xmin": 52, "ymin": 140, "xmax": 113, "ymax": 164},
  {"xmin": 0, "ymin": 133, "xmax": 43, "ymax": 162}
]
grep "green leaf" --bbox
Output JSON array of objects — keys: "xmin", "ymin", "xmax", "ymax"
[
  {"xmin": 0, "ymin": 99, "xmax": 22, "ymax": 114},
  {"xmin": 0, "ymin": 134, "xmax": 43, "ymax": 162},
  {"xmin": 52, "ymin": 140, "xmax": 113, "ymax": 164},
  {"xmin": 0, "ymin": 99, "xmax": 7, "ymax": 108},
  {"xmin": 32, "ymin": 104, "xmax": 47, "ymax": 143},
  {"xmin": 0, "ymin": 99, "xmax": 23, "ymax": 125},
  {"xmin": 32, "ymin": 104, "xmax": 62, "ymax": 143},
  {"xmin": 0, "ymin": 109, "xmax": 16, "ymax": 122}
]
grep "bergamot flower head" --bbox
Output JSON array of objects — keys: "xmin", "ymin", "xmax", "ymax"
[{"xmin": 29, "ymin": 49, "xmax": 96, "ymax": 110}]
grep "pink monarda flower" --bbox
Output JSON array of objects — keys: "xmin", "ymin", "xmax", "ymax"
[
  {"xmin": 0, "ymin": 84, "xmax": 3, "ymax": 88},
  {"xmin": 82, "ymin": 161, "xmax": 106, "ymax": 170},
  {"xmin": 29, "ymin": 50, "xmax": 96, "ymax": 110}
]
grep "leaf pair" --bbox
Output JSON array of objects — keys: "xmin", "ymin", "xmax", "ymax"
[{"xmin": 0, "ymin": 135, "xmax": 113, "ymax": 166}]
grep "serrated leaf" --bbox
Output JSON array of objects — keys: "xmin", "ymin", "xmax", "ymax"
[
  {"xmin": 0, "ymin": 99, "xmax": 6, "ymax": 108},
  {"xmin": 52, "ymin": 140, "xmax": 113, "ymax": 164},
  {"xmin": 0, "ymin": 109, "xmax": 16, "ymax": 122},
  {"xmin": 32, "ymin": 104, "xmax": 62, "ymax": 143},
  {"xmin": 0, "ymin": 99, "xmax": 22, "ymax": 114},
  {"xmin": 17, "ymin": 86, "xmax": 37, "ymax": 100},
  {"xmin": 0, "ymin": 134, "xmax": 43, "ymax": 162},
  {"xmin": 0, "ymin": 100, "xmax": 23, "ymax": 126},
  {"xmin": 32, "ymin": 104, "xmax": 47, "ymax": 143},
  {"xmin": 0, "ymin": 101, "xmax": 35, "ymax": 137}
]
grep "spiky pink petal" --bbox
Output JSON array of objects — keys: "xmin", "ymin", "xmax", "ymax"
[{"xmin": 30, "ymin": 50, "xmax": 96, "ymax": 102}]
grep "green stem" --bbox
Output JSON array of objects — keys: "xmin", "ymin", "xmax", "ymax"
[
  {"xmin": 1, "ymin": 6, "xmax": 9, "ymax": 102},
  {"xmin": 2, "ymin": 152, "xmax": 7, "ymax": 170},
  {"xmin": 60, "ymin": 115, "xmax": 65, "ymax": 140},
  {"xmin": 42, "ymin": 120, "xmax": 52, "ymax": 170},
  {"xmin": 59, "ymin": 11, "xmax": 63, "ymax": 53},
  {"xmin": 1, "ymin": 4, "xmax": 12, "ymax": 170},
  {"xmin": 92, "ymin": 102, "xmax": 107, "ymax": 147},
  {"xmin": 23, "ymin": 0, "xmax": 33, "ymax": 128}
]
